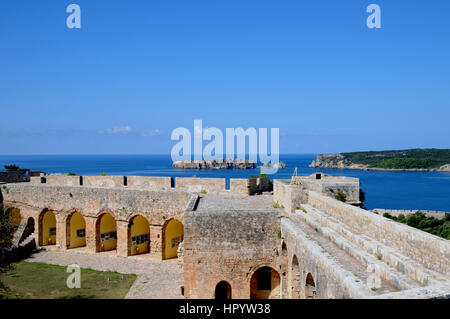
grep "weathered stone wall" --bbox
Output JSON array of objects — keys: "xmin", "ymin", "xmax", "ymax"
[
  {"xmin": 83, "ymin": 176, "xmax": 124, "ymax": 188},
  {"xmin": 281, "ymin": 218, "xmax": 373, "ymax": 299},
  {"xmin": 307, "ymin": 191, "xmax": 450, "ymax": 275},
  {"xmin": 273, "ymin": 180, "xmax": 306, "ymax": 213},
  {"xmin": 127, "ymin": 176, "xmax": 172, "ymax": 191},
  {"xmin": 46, "ymin": 174, "xmax": 81, "ymax": 186},
  {"xmin": 175, "ymin": 177, "xmax": 226, "ymax": 194},
  {"xmin": 184, "ymin": 209, "xmax": 282, "ymax": 299},
  {"xmin": 28, "ymin": 174, "xmax": 257, "ymax": 195}
]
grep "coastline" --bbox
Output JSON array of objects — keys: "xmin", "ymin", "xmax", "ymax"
[{"xmin": 308, "ymin": 165, "xmax": 450, "ymax": 172}]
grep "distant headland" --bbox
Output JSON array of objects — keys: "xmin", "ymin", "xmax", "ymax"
[{"xmin": 309, "ymin": 148, "xmax": 450, "ymax": 172}]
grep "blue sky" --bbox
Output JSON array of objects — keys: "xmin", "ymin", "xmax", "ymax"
[{"xmin": 1, "ymin": 0, "xmax": 449, "ymax": 155}]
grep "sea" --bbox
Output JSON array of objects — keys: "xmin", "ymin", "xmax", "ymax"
[{"xmin": 1, "ymin": 154, "xmax": 449, "ymax": 212}]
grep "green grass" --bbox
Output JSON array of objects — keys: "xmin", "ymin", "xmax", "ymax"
[{"xmin": 0, "ymin": 262, "xmax": 136, "ymax": 299}]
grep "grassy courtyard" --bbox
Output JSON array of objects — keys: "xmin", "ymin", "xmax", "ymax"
[{"xmin": 0, "ymin": 261, "xmax": 137, "ymax": 299}]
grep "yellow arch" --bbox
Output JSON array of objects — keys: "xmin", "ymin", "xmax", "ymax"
[
  {"xmin": 69, "ymin": 212, "xmax": 86, "ymax": 249},
  {"xmin": 164, "ymin": 219, "xmax": 184, "ymax": 259},
  {"xmin": 99, "ymin": 213, "xmax": 117, "ymax": 251},
  {"xmin": 8, "ymin": 207, "xmax": 22, "ymax": 228},
  {"xmin": 130, "ymin": 215, "xmax": 150, "ymax": 255},
  {"xmin": 42, "ymin": 211, "xmax": 56, "ymax": 246}
]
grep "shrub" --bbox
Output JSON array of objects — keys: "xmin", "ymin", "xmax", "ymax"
[
  {"xmin": 100, "ymin": 172, "xmax": 107, "ymax": 176},
  {"xmin": 335, "ymin": 192, "xmax": 347, "ymax": 203}
]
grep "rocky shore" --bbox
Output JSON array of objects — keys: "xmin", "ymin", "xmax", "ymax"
[
  {"xmin": 173, "ymin": 159, "xmax": 286, "ymax": 170},
  {"xmin": 173, "ymin": 159, "xmax": 256, "ymax": 169}
]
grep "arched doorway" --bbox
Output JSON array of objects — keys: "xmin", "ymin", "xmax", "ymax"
[
  {"xmin": 305, "ymin": 273, "xmax": 316, "ymax": 299},
  {"xmin": 129, "ymin": 215, "xmax": 150, "ymax": 256},
  {"xmin": 97, "ymin": 213, "xmax": 117, "ymax": 252},
  {"xmin": 164, "ymin": 219, "xmax": 184, "ymax": 259},
  {"xmin": 290, "ymin": 255, "xmax": 301, "ymax": 298},
  {"xmin": 250, "ymin": 266, "xmax": 281, "ymax": 299},
  {"xmin": 40, "ymin": 210, "xmax": 56, "ymax": 246},
  {"xmin": 20, "ymin": 217, "xmax": 35, "ymax": 242},
  {"xmin": 67, "ymin": 212, "xmax": 86, "ymax": 249},
  {"xmin": 215, "ymin": 281, "xmax": 232, "ymax": 300}
]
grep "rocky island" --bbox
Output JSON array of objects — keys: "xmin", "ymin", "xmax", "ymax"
[
  {"xmin": 309, "ymin": 148, "xmax": 450, "ymax": 172},
  {"xmin": 173, "ymin": 159, "xmax": 286, "ymax": 170}
]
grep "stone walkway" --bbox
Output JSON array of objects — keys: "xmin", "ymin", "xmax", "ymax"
[{"xmin": 25, "ymin": 247, "xmax": 184, "ymax": 299}]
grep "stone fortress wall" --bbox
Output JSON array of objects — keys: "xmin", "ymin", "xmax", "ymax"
[
  {"xmin": 2, "ymin": 172, "xmax": 450, "ymax": 299},
  {"xmin": 30, "ymin": 174, "xmax": 271, "ymax": 196}
]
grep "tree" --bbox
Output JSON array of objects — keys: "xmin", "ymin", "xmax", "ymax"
[
  {"xmin": 0, "ymin": 201, "xmax": 16, "ymax": 292},
  {"xmin": 4, "ymin": 165, "xmax": 19, "ymax": 171}
]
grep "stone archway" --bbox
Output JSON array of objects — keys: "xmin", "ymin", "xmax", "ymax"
[
  {"xmin": 39, "ymin": 210, "xmax": 56, "ymax": 246},
  {"xmin": 215, "ymin": 281, "xmax": 232, "ymax": 300},
  {"xmin": 290, "ymin": 255, "xmax": 302, "ymax": 299},
  {"xmin": 250, "ymin": 266, "xmax": 281, "ymax": 299},
  {"xmin": 66, "ymin": 212, "xmax": 86, "ymax": 249},
  {"xmin": 163, "ymin": 218, "xmax": 184, "ymax": 260},
  {"xmin": 96, "ymin": 213, "xmax": 117, "ymax": 252},
  {"xmin": 305, "ymin": 273, "xmax": 316, "ymax": 299},
  {"xmin": 128, "ymin": 215, "xmax": 150, "ymax": 256}
]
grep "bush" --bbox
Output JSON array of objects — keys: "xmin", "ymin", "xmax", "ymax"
[{"xmin": 335, "ymin": 192, "xmax": 347, "ymax": 203}]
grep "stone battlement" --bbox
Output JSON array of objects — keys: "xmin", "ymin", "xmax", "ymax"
[{"xmin": 29, "ymin": 174, "xmax": 272, "ymax": 196}]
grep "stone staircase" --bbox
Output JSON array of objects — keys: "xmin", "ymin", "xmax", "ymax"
[
  {"xmin": 296, "ymin": 204, "xmax": 448, "ymax": 289},
  {"xmin": 11, "ymin": 219, "xmax": 28, "ymax": 248},
  {"xmin": 19, "ymin": 232, "xmax": 36, "ymax": 248}
]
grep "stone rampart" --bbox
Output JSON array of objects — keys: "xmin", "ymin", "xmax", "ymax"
[
  {"xmin": 307, "ymin": 191, "xmax": 450, "ymax": 275},
  {"xmin": 83, "ymin": 176, "xmax": 124, "ymax": 188},
  {"xmin": 127, "ymin": 176, "xmax": 172, "ymax": 191},
  {"xmin": 175, "ymin": 177, "xmax": 226, "ymax": 194}
]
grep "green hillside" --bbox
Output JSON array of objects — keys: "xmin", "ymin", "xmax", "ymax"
[{"xmin": 340, "ymin": 148, "xmax": 450, "ymax": 169}]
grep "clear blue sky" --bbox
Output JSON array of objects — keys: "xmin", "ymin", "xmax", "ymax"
[{"xmin": 1, "ymin": 0, "xmax": 449, "ymax": 155}]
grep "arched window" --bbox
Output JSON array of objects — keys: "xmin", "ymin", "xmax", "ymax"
[{"xmin": 305, "ymin": 273, "xmax": 316, "ymax": 299}]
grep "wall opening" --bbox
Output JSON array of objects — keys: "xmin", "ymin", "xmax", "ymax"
[
  {"xmin": 305, "ymin": 273, "xmax": 316, "ymax": 299},
  {"xmin": 97, "ymin": 213, "xmax": 117, "ymax": 252},
  {"xmin": 290, "ymin": 255, "xmax": 301, "ymax": 299},
  {"xmin": 215, "ymin": 281, "xmax": 232, "ymax": 300},
  {"xmin": 250, "ymin": 266, "xmax": 281, "ymax": 299},
  {"xmin": 163, "ymin": 219, "xmax": 184, "ymax": 259},
  {"xmin": 40, "ymin": 210, "xmax": 56, "ymax": 246},
  {"xmin": 128, "ymin": 215, "xmax": 150, "ymax": 256},
  {"xmin": 67, "ymin": 212, "xmax": 86, "ymax": 249},
  {"xmin": 20, "ymin": 217, "xmax": 35, "ymax": 243}
]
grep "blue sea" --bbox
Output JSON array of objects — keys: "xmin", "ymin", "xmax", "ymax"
[{"xmin": 1, "ymin": 154, "xmax": 449, "ymax": 212}]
